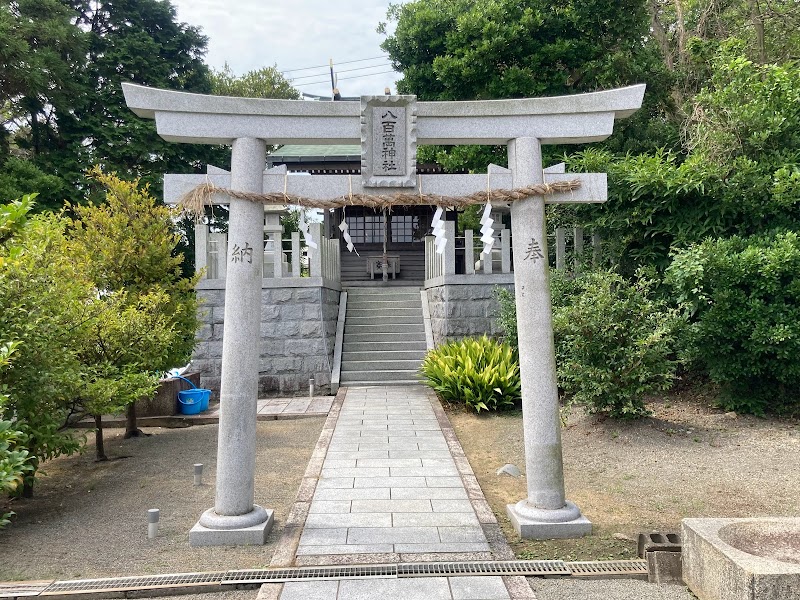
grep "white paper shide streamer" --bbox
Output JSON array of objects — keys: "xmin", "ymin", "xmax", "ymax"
[
  {"xmin": 480, "ymin": 202, "xmax": 495, "ymax": 255},
  {"xmin": 431, "ymin": 206, "xmax": 447, "ymax": 254},
  {"xmin": 299, "ymin": 209, "xmax": 318, "ymax": 250},
  {"xmin": 338, "ymin": 216, "xmax": 359, "ymax": 256}
]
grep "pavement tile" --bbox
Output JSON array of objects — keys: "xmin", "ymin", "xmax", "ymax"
[
  {"xmin": 298, "ymin": 527, "xmax": 348, "ymax": 546},
  {"xmin": 355, "ymin": 458, "xmax": 422, "ymax": 468},
  {"xmin": 315, "ymin": 487, "xmax": 391, "ymax": 501},
  {"xmin": 394, "ymin": 542, "xmax": 491, "ymax": 553},
  {"xmin": 392, "ymin": 512, "xmax": 480, "ymax": 527},
  {"xmin": 326, "ymin": 450, "xmax": 389, "ymax": 459},
  {"xmin": 391, "ymin": 467, "xmax": 460, "ymax": 477},
  {"xmin": 316, "ymin": 477, "xmax": 354, "ymax": 489},
  {"xmin": 321, "ymin": 467, "xmax": 390, "ymax": 478},
  {"xmin": 295, "ymin": 544, "xmax": 394, "ymax": 555},
  {"xmin": 322, "ymin": 459, "xmax": 357, "ymax": 469},
  {"xmin": 431, "ymin": 499, "xmax": 476, "ymax": 513},
  {"xmin": 308, "ymin": 500, "xmax": 352, "ymax": 514},
  {"xmin": 449, "ymin": 576, "xmax": 509, "ymax": 600},
  {"xmin": 426, "ymin": 476, "xmax": 464, "ymax": 487},
  {"xmin": 279, "ymin": 581, "xmax": 338, "ymax": 600},
  {"xmin": 303, "ymin": 513, "xmax": 392, "ymax": 528},
  {"xmin": 350, "ymin": 499, "xmax": 431, "ymax": 513},
  {"xmin": 391, "ymin": 487, "xmax": 468, "ymax": 500},
  {"xmin": 347, "ymin": 526, "xmax": 439, "ymax": 544},
  {"xmin": 437, "ymin": 526, "xmax": 488, "ymax": 543},
  {"xmin": 337, "ymin": 577, "xmax": 451, "ymax": 600},
  {"xmin": 353, "ymin": 476, "xmax": 427, "ymax": 488}
]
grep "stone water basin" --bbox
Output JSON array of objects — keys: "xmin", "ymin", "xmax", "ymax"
[{"xmin": 683, "ymin": 517, "xmax": 800, "ymax": 600}]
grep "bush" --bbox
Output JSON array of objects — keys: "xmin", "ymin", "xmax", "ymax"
[
  {"xmin": 495, "ymin": 270, "xmax": 681, "ymax": 419},
  {"xmin": 421, "ymin": 336, "xmax": 520, "ymax": 412},
  {"xmin": 666, "ymin": 232, "xmax": 800, "ymax": 415}
]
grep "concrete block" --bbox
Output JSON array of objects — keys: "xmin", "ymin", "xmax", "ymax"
[
  {"xmin": 647, "ymin": 550, "xmax": 684, "ymax": 585},
  {"xmin": 189, "ymin": 509, "xmax": 273, "ymax": 546},
  {"xmin": 682, "ymin": 517, "xmax": 800, "ymax": 600},
  {"xmin": 506, "ymin": 502, "xmax": 592, "ymax": 539}
]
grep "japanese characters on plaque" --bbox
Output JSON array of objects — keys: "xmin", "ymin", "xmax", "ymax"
[{"xmin": 361, "ymin": 95, "xmax": 417, "ymax": 188}]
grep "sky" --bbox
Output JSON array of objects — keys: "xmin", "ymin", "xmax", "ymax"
[{"xmin": 170, "ymin": 0, "xmax": 404, "ymax": 98}]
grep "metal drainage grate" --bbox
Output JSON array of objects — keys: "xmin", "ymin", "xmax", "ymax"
[
  {"xmin": 566, "ymin": 560, "xmax": 648, "ymax": 578},
  {"xmin": 398, "ymin": 561, "xmax": 570, "ymax": 577},
  {"xmin": 0, "ymin": 582, "xmax": 52, "ymax": 598},
  {"xmin": 41, "ymin": 573, "xmax": 225, "ymax": 595},
  {"xmin": 224, "ymin": 565, "xmax": 396, "ymax": 584}
]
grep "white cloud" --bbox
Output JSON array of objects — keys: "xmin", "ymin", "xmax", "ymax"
[{"xmin": 171, "ymin": 0, "xmax": 404, "ymax": 97}]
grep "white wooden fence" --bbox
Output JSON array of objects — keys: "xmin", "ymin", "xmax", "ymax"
[{"xmin": 195, "ymin": 222, "xmax": 340, "ymax": 282}]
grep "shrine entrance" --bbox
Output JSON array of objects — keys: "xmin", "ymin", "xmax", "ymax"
[
  {"xmin": 336, "ymin": 205, "xmax": 433, "ymax": 282},
  {"xmin": 124, "ymin": 82, "xmax": 645, "ymax": 547}
]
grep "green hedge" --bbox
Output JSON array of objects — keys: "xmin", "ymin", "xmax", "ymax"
[{"xmin": 667, "ymin": 232, "xmax": 800, "ymax": 415}]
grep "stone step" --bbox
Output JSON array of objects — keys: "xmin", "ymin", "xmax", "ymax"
[
  {"xmin": 342, "ymin": 350, "xmax": 426, "ymax": 361},
  {"xmin": 341, "ymin": 359, "xmax": 422, "ymax": 372},
  {"xmin": 342, "ymin": 379, "xmax": 423, "ymax": 388},
  {"xmin": 347, "ymin": 302, "xmax": 422, "ymax": 312},
  {"xmin": 345, "ymin": 307, "xmax": 422, "ymax": 318},
  {"xmin": 345, "ymin": 315, "xmax": 423, "ymax": 326},
  {"xmin": 346, "ymin": 286, "xmax": 421, "ymax": 293},
  {"xmin": 341, "ymin": 341, "xmax": 428, "ymax": 352},
  {"xmin": 340, "ymin": 369, "xmax": 421, "ymax": 383},
  {"xmin": 347, "ymin": 292, "xmax": 421, "ymax": 302},
  {"xmin": 345, "ymin": 323, "xmax": 425, "ymax": 334},
  {"xmin": 344, "ymin": 332, "xmax": 426, "ymax": 344}
]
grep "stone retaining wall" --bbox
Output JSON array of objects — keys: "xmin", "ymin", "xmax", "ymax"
[
  {"xmin": 192, "ymin": 282, "xmax": 340, "ymax": 395},
  {"xmin": 425, "ymin": 279, "xmax": 514, "ymax": 345}
]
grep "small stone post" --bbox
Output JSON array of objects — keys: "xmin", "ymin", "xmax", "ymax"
[
  {"xmin": 506, "ymin": 137, "xmax": 591, "ymax": 539},
  {"xmin": 190, "ymin": 137, "xmax": 274, "ymax": 546}
]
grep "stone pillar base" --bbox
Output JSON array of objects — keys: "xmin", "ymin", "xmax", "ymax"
[
  {"xmin": 506, "ymin": 500, "xmax": 591, "ymax": 540},
  {"xmin": 189, "ymin": 506, "xmax": 274, "ymax": 546}
]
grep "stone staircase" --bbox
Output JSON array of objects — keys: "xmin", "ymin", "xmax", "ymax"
[{"xmin": 340, "ymin": 286, "xmax": 428, "ymax": 387}]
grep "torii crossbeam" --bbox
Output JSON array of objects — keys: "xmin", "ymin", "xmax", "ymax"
[{"xmin": 124, "ymin": 82, "xmax": 645, "ymax": 545}]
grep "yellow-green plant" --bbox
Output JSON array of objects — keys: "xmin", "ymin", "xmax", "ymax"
[{"xmin": 421, "ymin": 336, "xmax": 520, "ymax": 412}]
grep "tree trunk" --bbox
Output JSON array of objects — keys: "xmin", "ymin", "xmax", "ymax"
[
  {"xmin": 94, "ymin": 414, "xmax": 108, "ymax": 462},
  {"xmin": 124, "ymin": 402, "xmax": 148, "ymax": 438},
  {"xmin": 648, "ymin": 0, "xmax": 674, "ymax": 70},
  {"xmin": 673, "ymin": 0, "xmax": 687, "ymax": 64},
  {"xmin": 747, "ymin": 0, "xmax": 767, "ymax": 63}
]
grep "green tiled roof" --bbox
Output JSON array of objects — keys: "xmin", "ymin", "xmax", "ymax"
[{"xmin": 268, "ymin": 144, "xmax": 360, "ymax": 161}]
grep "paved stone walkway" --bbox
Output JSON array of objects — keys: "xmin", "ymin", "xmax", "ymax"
[{"xmin": 268, "ymin": 385, "xmax": 534, "ymax": 600}]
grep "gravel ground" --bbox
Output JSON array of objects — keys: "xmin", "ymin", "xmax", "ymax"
[
  {"xmin": 0, "ymin": 418, "xmax": 325, "ymax": 581},
  {"xmin": 530, "ymin": 578, "xmax": 694, "ymax": 600}
]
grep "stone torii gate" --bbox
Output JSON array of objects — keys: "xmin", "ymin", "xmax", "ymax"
[{"xmin": 123, "ymin": 83, "xmax": 644, "ymax": 545}]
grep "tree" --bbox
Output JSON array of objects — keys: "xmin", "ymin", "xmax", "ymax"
[
  {"xmin": 0, "ymin": 196, "xmax": 87, "ymax": 495},
  {"xmin": 0, "ymin": 341, "xmax": 31, "ymax": 527},
  {"xmin": 210, "ymin": 63, "xmax": 300, "ymax": 99},
  {"xmin": 69, "ymin": 170, "xmax": 201, "ymax": 439},
  {"xmin": 0, "ymin": 0, "xmax": 87, "ymax": 210},
  {"xmin": 380, "ymin": 0, "xmax": 676, "ymax": 167}
]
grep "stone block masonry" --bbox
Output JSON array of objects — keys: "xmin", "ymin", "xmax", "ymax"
[
  {"xmin": 193, "ymin": 281, "xmax": 340, "ymax": 395},
  {"xmin": 425, "ymin": 280, "xmax": 514, "ymax": 346}
]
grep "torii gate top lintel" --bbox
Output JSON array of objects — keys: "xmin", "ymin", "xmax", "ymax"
[{"xmin": 121, "ymin": 82, "xmax": 645, "ymax": 146}]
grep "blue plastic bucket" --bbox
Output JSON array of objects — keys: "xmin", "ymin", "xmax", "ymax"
[
  {"xmin": 174, "ymin": 375, "xmax": 211, "ymax": 414},
  {"xmin": 178, "ymin": 389, "xmax": 206, "ymax": 415}
]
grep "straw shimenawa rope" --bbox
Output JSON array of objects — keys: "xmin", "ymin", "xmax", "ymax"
[{"xmin": 178, "ymin": 179, "xmax": 582, "ymax": 218}]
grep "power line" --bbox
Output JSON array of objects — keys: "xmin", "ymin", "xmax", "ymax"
[
  {"xmin": 288, "ymin": 62, "xmax": 391, "ymax": 82},
  {"xmin": 293, "ymin": 69, "xmax": 397, "ymax": 87},
  {"xmin": 281, "ymin": 55, "xmax": 388, "ymax": 74}
]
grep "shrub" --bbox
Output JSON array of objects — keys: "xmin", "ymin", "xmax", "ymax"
[
  {"xmin": 552, "ymin": 269, "xmax": 681, "ymax": 418},
  {"xmin": 421, "ymin": 336, "xmax": 521, "ymax": 412},
  {"xmin": 494, "ymin": 287, "xmax": 518, "ymax": 354},
  {"xmin": 666, "ymin": 232, "xmax": 800, "ymax": 415},
  {"xmin": 495, "ymin": 271, "xmax": 681, "ymax": 419}
]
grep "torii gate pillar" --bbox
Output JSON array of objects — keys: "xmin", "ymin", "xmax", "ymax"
[{"xmin": 507, "ymin": 138, "xmax": 591, "ymax": 538}]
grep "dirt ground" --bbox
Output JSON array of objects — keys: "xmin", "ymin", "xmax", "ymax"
[
  {"xmin": 447, "ymin": 387, "xmax": 800, "ymax": 561},
  {"xmin": 0, "ymin": 418, "xmax": 325, "ymax": 581}
]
